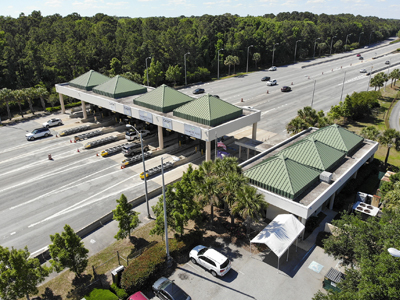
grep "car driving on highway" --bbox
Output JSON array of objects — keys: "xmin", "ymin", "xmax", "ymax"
[
  {"xmin": 266, "ymin": 79, "xmax": 277, "ymax": 86},
  {"xmin": 26, "ymin": 127, "xmax": 51, "ymax": 141},
  {"xmin": 261, "ymin": 76, "xmax": 271, "ymax": 81},
  {"xmin": 193, "ymin": 88, "xmax": 205, "ymax": 94},
  {"xmin": 359, "ymin": 56, "xmax": 364, "ymax": 60},
  {"xmin": 281, "ymin": 86, "xmax": 291, "ymax": 92},
  {"xmin": 268, "ymin": 66, "xmax": 277, "ymax": 71},
  {"xmin": 360, "ymin": 69, "xmax": 367, "ymax": 73},
  {"xmin": 42, "ymin": 118, "xmax": 63, "ymax": 128}
]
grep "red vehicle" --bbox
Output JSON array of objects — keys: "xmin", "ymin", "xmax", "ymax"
[
  {"xmin": 356, "ymin": 53, "xmax": 361, "ymax": 57},
  {"xmin": 128, "ymin": 291, "xmax": 149, "ymax": 300}
]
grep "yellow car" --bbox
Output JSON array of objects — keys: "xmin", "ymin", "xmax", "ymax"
[
  {"xmin": 101, "ymin": 151, "xmax": 108, "ymax": 157},
  {"xmin": 140, "ymin": 172, "xmax": 149, "ymax": 180}
]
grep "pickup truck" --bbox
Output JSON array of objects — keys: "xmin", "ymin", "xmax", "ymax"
[
  {"xmin": 125, "ymin": 129, "xmax": 151, "ymax": 141},
  {"xmin": 122, "ymin": 143, "xmax": 149, "ymax": 156}
]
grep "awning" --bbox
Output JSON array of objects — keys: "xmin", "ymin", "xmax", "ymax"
[{"xmin": 250, "ymin": 214, "xmax": 305, "ymax": 270}]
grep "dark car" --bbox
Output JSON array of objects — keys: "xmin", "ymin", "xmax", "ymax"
[
  {"xmin": 193, "ymin": 88, "xmax": 205, "ymax": 94},
  {"xmin": 359, "ymin": 56, "xmax": 364, "ymax": 60},
  {"xmin": 281, "ymin": 86, "xmax": 292, "ymax": 92},
  {"xmin": 152, "ymin": 277, "xmax": 191, "ymax": 300},
  {"xmin": 385, "ymin": 61, "xmax": 390, "ymax": 65},
  {"xmin": 261, "ymin": 76, "xmax": 271, "ymax": 81}
]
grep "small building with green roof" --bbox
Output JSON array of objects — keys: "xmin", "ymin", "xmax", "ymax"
[{"xmin": 93, "ymin": 75, "xmax": 147, "ymax": 98}]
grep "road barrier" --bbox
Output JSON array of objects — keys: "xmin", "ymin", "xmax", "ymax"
[
  {"xmin": 59, "ymin": 125, "xmax": 91, "ymax": 136},
  {"xmin": 84, "ymin": 136, "xmax": 117, "ymax": 149}
]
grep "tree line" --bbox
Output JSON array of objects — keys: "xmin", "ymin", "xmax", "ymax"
[{"xmin": 0, "ymin": 10, "xmax": 399, "ymax": 94}]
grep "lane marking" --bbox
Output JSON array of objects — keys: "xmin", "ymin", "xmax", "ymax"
[
  {"xmin": 261, "ymin": 103, "xmax": 290, "ymax": 116},
  {"xmin": 28, "ymin": 178, "xmax": 143, "ymax": 228},
  {"xmin": 10, "ymin": 232, "xmax": 16, "ymax": 235}
]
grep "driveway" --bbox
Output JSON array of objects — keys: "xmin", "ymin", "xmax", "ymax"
[{"xmin": 163, "ymin": 238, "xmax": 341, "ymax": 300}]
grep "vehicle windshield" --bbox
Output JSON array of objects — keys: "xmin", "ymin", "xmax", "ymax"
[
  {"xmin": 198, "ymin": 247, "xmax": 208, "ymax": 255},
  {"xmin": 32, "ymin": 130, "xmax": 38, "ymax": 134}
]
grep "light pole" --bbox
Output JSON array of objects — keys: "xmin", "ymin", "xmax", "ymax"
[
  {"xmin": 294, "ymin": 40, "xmax": 301, "ymax": 63},
  {"xmin": 369, "ymin": 31, "xmax": 374, "ymax": 46},
  {"xmin": 367, "ymin": 66, "xmax": 373, "ymax": 91},
  {"xmin": 311, "ymin": 80, "xmax": 316, "ymax": 108},
  {"xmin": 358, "ymin": 32, "xmax": 364, "ymax": 46},
  {"xmin": 126, "ymin": 124, "xmax": 150, "ymax": 219},
  {"xmin": 384, "ymin": 60, "xmax": 391, "ymax": 92},
  {"xmin": 145, "ymin": 56, "xmax": 151, "ymax": 87},
  {"xmin": 184, "ymin": 52, "xmax": 190, "ymax": 86},
  {"xmin": 313, "ymin": 38, "xmax": 320, "ymax": 59},
  {"xmin": 272, "ymin": 43, "xmax": 279, "ymax": 67},
  {"xmin": 345, "ymin": 33, "xmax": 352, "ymax": 51},
  {"xmin": 330, "ymin": 36, "xmax": 337, "ymax": 55},
  {"xmin": 340, "ymin": 71, "xmax": 347, "ymax": 102},
  {"xmin": 246, "ymin": 45, "xmax": 253, "ymax": 73},
  {"xmin": 217, "ymin": 48, "xmax": 224, "ymax": 80},
  {"xmin": 161, "ymin": 155, "xmax": 176, "ymax": 263}
]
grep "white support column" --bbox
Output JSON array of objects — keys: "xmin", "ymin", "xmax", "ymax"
[
  {"xmin": 82, "ymin": 101, "xmax": 87, "ymax": 119},
  {"xmin": 329, "ymin": 193, "xmax": 335, "ymax": 210},
  {"xmin": 247, "ymin": 148, "xmax": 250, "ymax": 160},
  {"xmin": 206, "ymin": 141, "xmax": 211, "ymax": 161},
  {"xmin": 239, "ymin": 145, "xmax": 242, "ymax": 159},
  {"xmin": 252, "ymin": 122, "xmax": 257, "ymax": 140},
  {"xmin": 300, "ymin": 217, "xmax": 307, "ymax": 240},
  {"xmin": 59, "ymin": 93, "xmax": 65, "ymax": 114},
  {"xmin": 158, "ymin": 126, "xmax": 164, "ymax": 150}
]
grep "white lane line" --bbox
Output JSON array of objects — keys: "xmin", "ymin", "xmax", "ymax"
[
  {"xmin": 238, "ymin": 270, "xmax": 245, "ymax": 275},
  {"xmin": 28, "ymin": 178, "xmax": 143, "ymax": 228},
  {"xmin": 10, "ymin": 232, "xmax": 16, "ymax": 235},
  {"xmin": 0, "ymin": 156, "xmax": 101, "ymax": 194},
  {"xmin": 9, "ymin": 164, "xmax": 117, "ymax": 210},
  {"xmin": 261, "ymin": 103, "xmax": 290, "ymax": 116}
]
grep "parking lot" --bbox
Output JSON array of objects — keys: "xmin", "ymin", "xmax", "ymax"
[{"xmin": 164, "ymin": 238, "xmax": 340, "ymax": 300}]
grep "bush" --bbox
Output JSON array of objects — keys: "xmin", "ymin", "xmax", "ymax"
[
  {"xmin": 110, "ymin": 283, "xmax": 128, "ymax": 299},
  {"xmin": 45, "ymin": 101, "xmax": 82, "ymax": 112},
  {"xmin": 85, "ymin": 288, "xmax": 118, "ymax": 300}
]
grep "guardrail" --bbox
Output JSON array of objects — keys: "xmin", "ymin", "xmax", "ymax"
[
  {"xmin": 59, "ymin": 125, "xmax": 91, "ymax": 136},
  {"xmin": 101, "ymin": 143, "xmax": 131, "ymax": 157},
  {"xmin": 84, "ymin": 136, "xmax": 117, "ymax": 149}
]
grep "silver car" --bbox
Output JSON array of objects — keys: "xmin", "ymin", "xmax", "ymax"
[
  {"xmin": 42, "ymin": 118, "xmax": 62, "ymax": 128},
  {"xmin": 266, "ymin": 79, "xmax": 277, "ymax": 86},
  {"xmin": 26, "ymin": 128, "xmax": 51, "ymax": 141},
  {"xmin": 189, "ymin": 245, "xmax": 231, "ymax": 277}
]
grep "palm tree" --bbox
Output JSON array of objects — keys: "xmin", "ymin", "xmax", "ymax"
[
  {"xmin": 252, "ymin": 53, "xmax": 261, "ymax": 69},
  {"xmin": 35, "ymin": 86, "xmax": 49, "ymax": 111},
  {"xmin": 371, "ymin": 73, "xmax": 385, "ymax": 91},
  {"xmin": 232, "ymin": 185, "xmax": 268, "ymax": 234},
  {"xmin": 24, "ymin": 87, "xmax": 36, "ymax": 115},
  {"xmin": 360, "ymin": 126, "xmax": 380, "ymax": 140},
  {"xmin": 389, "ymin": 69, "xmax": 400, "ymax": 87},
  {"xmin": 224, "ymin": 55, "xmax": 235, "ymax": 75},
  {"xmin": 378, "ymin": 129, "xmax": 400, "ymax": 166},
  {"xmin": 233, "ymin": 56, "xmax": 240, "ymax": 74},
  {"xmin": 221, "ymin": 172, "xmax": 248, "ymax": 225},
  {"xmin": 12, "ymin": 89, "xmax": 25, "ymax": 117},
  {"xmin": 0, "ymin": 88, "xmax": 13, "ymax": 120}
]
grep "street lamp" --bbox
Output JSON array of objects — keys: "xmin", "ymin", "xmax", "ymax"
[
  {"xmin": 367, "ymin": 66, "xmax": 373, "ymax": 91},
  {"xmin": 369, "ymin": 31, "xmax": 375, "ymax": 46},
  {"xmin": 217, "ymin": 48, "xmax": 224, "ymax": 80},
  {"xmin": 330, "ymin": 36, "xmax": 337, "ymax": 55},
  {"xmin": 313, "ymin": 38, "xmax": 320, "ymax": 59},
  {"xmin": 272, "ymin": 43, "xmax": 279, "ymax": 67},
  {"xmin": 145, "ymin": 56, "xmax": 151, "ymax": 87},
  {"xmin": 161, "ymin": 155, "xmax": 177, "ymax": 263},
  {"xmin": 246, "ymin": 45, "xmax": 253, "ymax": 73},
  {"xmin": 340, "ymin": 71, "xmax": 347, "ymax": 103},
  {"xmin": 345, "ymin": 33, "xmax": 352, "ymax": 51},
  {"xmin": 311, "ymin": 80, "xmax": 316, "ymax": 108},
  {"xmin": 294, "ymin": 40, "xmax": 301, "ymax": 63},
  {"xmin": 184, "ymin": 52, "xmax": 190, "ymax": 86},
  {"xmin": 126, "ymin": 124, "xmax": 150, "ymax": 219},
  {"xmin": 359, "ymin": 32, "xmax": 364, "ymax": 46}
]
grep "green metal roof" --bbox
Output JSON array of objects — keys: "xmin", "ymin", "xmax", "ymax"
[
  {"xmin": 308, "ymin": 124, "xmax": 364, "ymax": 155},
  {"xmin": 280, "ymin": 137, "xmax": 346, "ymax": 172},
  {"xmin": 133, "ymin": 84, "xmax": 193, "ymax": 113},
  {"xmin": 245, "ymin": 154, "xmax": 321, "ymax": 200},
  {"xmin": 173, "ymin": 94, "xmax": 243, "ymax": 127},
  {"xmin": 69, "ymin": 70, "xmax": 110, "ymax": 91},
  {"xmin": 92, "ymin": 75, "xmax": 147, "ymax": 99}
]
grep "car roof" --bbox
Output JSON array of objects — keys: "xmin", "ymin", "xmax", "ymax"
[
  {"xmin": 204, "ymin": 248, "xmax": 228, "ymax": 265},
  {"xmin": 128, "ymin": 291, "xmax": 149, "ymax": 300},
  {"xmin": 163, "ymin": 281, "xmax": 188, "ymax": 300}
]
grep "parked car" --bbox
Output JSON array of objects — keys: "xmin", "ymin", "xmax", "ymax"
[
  {"xmin": 281, "ymin": 86, "xmax": 292, "ymax": 92},
  {"xmin": 261, "ymin": 76, "xmax": 271, "ymax": 81},
  {"xmin": 268, "ymin": 66, "xmax": 277, "ymax": 71},
  {"xmin": 125, "ymin": 129, "xmax": 150, "ymax": 141},
  {"xmin": 385, "ymin": 61, "xmax": 390, "ymax": 65},
  {"xmin": 152, "ymin": 277, "xmax": 191, "ymax": 300},
  {"xmin": 122, "ymin": 143, "xmax": 149, "ymax": 156},
  {"xmin": 26, "ymin": 127, "xmax": 51, "ymax": 141},
  {"xmin": 193, "ymin": 88, "xmax": 205, "ymax": 94},
  {"xmin": 364, "ymin": 46, "xmax": 369, "ymax": 49},
  {"xmin": 266, "ymin": 79, "xmax": 277, "ymax": 86},
  {"xmin": 360, "ymin": 69, "xmax": 367, "ymax": 73},
  {"xmin": 189, "ymin": 245, "xmax": 231, "ymax": 277},
  {"xmin": 128, "ymin": 291, "xmax": 149, "ymax": 300},
  {"xmin": 42, "ymin": 118, "xmax": 63, "ymax": 128},
  {"xmin": 356, "ymin": 53, "xmax": 361, "ymax": 57},
  {"xmin": 359, "ymin": 56, "xmax": 364, "ymax": 60}
]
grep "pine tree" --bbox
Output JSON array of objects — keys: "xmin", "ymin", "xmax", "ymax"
[{"xmin": 113, "ymin": 194, "xmax": 141, "ymax": 240}]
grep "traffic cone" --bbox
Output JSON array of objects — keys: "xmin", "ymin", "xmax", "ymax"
[
  {"xmin": 267, "ymin": 90, "xmax": 269, "ymax": 94},
  {"xmin": 96, "ymin": 153, "xmax": 99, "ymax": 157},
  {"xmin": 48, "ymin": 154, "xmax": 52, "ymax": 160},
  {"xmin": 241, "ymin": 98, "xmax": 243, "ymax": 102},
  {"xmin": 121, "ymin": 165, "xmax": 125, "ymax": 169},
  {"xmin": 291, "ymin": 82, "xmax": 293, "ymax": 85},
  {"xmin": 74, "ymin": 140, "xmax": 76, "ymax": 143},
  {"xmin": 56, "ymin": 135, "xmax": 58, "ymax": 138},
  {"xmin": 70, "ymin": 140, "xmax": 72, "ymax": 143},
  {"xmin": 77, "ymin": 149, "xmax": 80, "ymax": 153}
]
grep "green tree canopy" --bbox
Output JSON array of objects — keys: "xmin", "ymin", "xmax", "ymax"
[
  {"xmin": 165, "ymin": 65, "xmax": 182, "ymax": 87},
  {"xmin": 112, "ymin": 194, "xmax": 141, "ymax": 240},
  {"xmin": 287, "ymin": 106, "xmax": 331, "ymax": 134}
]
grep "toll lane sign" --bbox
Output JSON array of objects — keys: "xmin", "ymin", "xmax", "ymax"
[{"xmin": 184, "ymin": 124, "xmax": 201, "ymax": 139}]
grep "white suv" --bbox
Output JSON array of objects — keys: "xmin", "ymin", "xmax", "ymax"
[
  {"xmin": 189, "ymin": 245, "xmax": 231, "ymax": 277},
  {"xmin": 26, "ymin": 128, "xmax": 51, "ymax": 141},
  {"xmin": 43, "ymin": 118, "xmax": 63, "ymax": 128},
  {"xmin": 125, "ymin": 129, "xmax": 150, "ymax": 141}
]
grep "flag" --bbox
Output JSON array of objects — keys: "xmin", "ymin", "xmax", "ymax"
[{"xmin": 217, "ymin": 141, "xmax": 227, "ymax": 150}]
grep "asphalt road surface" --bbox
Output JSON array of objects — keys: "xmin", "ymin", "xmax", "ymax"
[{"xmin": 1, "ymin": 37, "xmax": 399, "ymax": 254}]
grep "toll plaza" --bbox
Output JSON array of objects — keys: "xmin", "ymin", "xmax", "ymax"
[{"xmin": 55, "ymin": 70, "xmax": 261, "ymax": 161}]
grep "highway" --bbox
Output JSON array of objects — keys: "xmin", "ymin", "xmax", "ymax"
[{"xmin": 0, "ymin": 37, "xmax": 399, "ymax": 254}]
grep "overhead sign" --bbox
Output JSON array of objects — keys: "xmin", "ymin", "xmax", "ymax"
[
  {"xmin": 109, "ymin": 101, "xmax": 116, "ymax": 111},
  {"xmin": 139, "ymin": 110, "xmax": 153, "ymax": 123},
  {"xmin": 163, "ymin": 117, "xmax": 173, "ymax": 130},
  {"xmin": 184, "ymin": 124, "xmax": 202, "ymax": 139},
  {"xmin": 123, "ymin": 105, "xmax": 132, "ymax": 116}
]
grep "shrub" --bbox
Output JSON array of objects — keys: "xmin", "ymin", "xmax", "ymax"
[
  {"xmin": 110, "ymin": 283, "xmax": 128, "ymax": 299},
  {"xmin": 85, "ymin": 288, "xmax": 118, "ymax": 300},
  {"xmin": 45, "ymin": 101, "xmax": 81, "ymax": 112}
]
